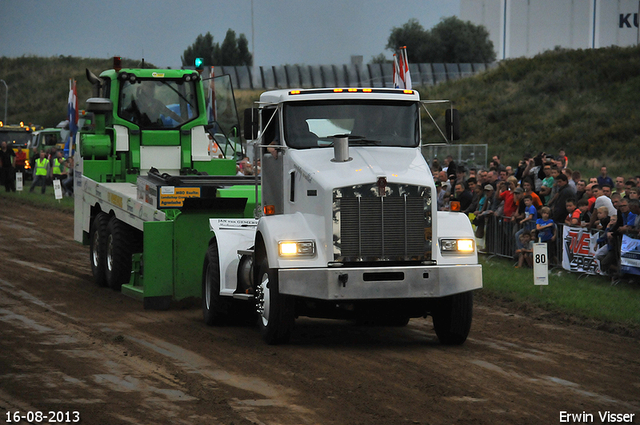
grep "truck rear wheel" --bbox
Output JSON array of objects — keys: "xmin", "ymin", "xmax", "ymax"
[
  {"xmin": 255, "ymin": 256, "xmax": 294, "ymax": 344},
  {"xmin": 202, "ymin": 240, "xmax": 232, "ymax": 325},
  {"xmin": 105, "ymin": 218, "xmax": 133, "ymax": 291},
  {"xmin": 432, "ymin": 291, "xmax": 473, "ymax": 345},
  {"xmin": 89, "ymin": 212, "xmax": 109, "ymax": 287}
]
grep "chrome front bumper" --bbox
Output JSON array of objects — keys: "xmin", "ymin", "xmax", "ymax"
[{"xmin": 278, "ymin": 264, "xmax": 482, "ymax": 300}]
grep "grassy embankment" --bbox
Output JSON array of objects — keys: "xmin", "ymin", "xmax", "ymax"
[{"xmin": 419, "ymin": 45, "xmax": 640, "ymax": 178}]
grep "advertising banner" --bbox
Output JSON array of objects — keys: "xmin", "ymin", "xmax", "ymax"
[
  {"xmin": 620, "ymin": 235, "xmax": 640, "ymax": 276},
  {"xmin": 562, "ymin": 226, "xmax": 602, "ymax": 275}
]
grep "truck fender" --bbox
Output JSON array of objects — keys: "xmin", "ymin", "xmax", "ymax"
[
  {"xmin": 434, "ymin": 211, "xmax": 478, "ymax": 265},
  {"xmin": 256, "ymin": 212, "xmax": 326, "ymax": 269},
  {"xmin": 208, "ymin": 218, "xmax": 258, "ymax": 295}
]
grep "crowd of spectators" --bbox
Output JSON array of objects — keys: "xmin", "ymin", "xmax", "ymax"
[{"xmin": 434, "ymin": 151, "xmax": 640, "ymax": 274}]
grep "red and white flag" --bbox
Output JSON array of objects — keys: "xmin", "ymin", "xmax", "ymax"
[{"xmin": 399, "ymin": 46, "xmax": 412, "ymax": 90}]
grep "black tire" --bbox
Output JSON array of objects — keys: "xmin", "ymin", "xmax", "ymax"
[
  {"xmin": 255, "ymin": 255, "xmax": 294, "ymax": 345},
  {"xmin": 105, "ymin": 217, "xmax": 133, "ymax": 291},
  {"xmin": 202, "ymin": 240, "xmax": 233, "ymax": 325},
  {"xmin": 432, "ymin": 291, "xmax": 474, "ymax": 345},
  {"xmin": 89, "ymin": 212, "xmax": 109, "ymax": 287}
]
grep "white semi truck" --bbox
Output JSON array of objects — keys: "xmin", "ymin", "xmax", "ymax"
[{"xmin": 203, "ymin": 87, "xmax": 482, "ymax": 345}]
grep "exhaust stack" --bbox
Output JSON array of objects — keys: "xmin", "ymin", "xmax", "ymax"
[{"xmin": 332, "ymin": 135, "xmax": 351, "ymax": 162}]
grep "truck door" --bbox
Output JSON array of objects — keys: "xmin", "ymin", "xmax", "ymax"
[{"xmin": 261, "ymin": 107, "xmax": 284, "ymax": 215}]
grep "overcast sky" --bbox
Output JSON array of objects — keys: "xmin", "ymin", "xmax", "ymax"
[{"xmin": 0, "ymin": 0, "xmax": 460, "ymax": 68}]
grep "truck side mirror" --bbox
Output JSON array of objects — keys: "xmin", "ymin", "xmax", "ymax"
[
  {"xmin": 445, "ymin": 109, "xmax": 460, "ymax": 141},
  {"xmin": 243, "ymin": 108, "xmax": 259, "ymax": 140}
]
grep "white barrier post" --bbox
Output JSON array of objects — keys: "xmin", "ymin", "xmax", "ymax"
[
  {"xmin": 534, "ymin": 243, "xmax": 549, "ymax": 291},
  {"xmin": 53, "ymin": 179, "xmax": 63, "ymax": 201},
  {"xmin": 15, "ymin": 172, "xmax": 23, "ymax": 192}
]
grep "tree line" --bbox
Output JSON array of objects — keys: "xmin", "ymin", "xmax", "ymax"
[{"xmin": 182, "ymin": 16, "xmax": 495, "ymax": 67}]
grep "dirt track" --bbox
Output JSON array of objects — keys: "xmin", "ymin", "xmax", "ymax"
[{"xmin": 1, "ymin": 197, "xmax": 639, "ymax": 425}]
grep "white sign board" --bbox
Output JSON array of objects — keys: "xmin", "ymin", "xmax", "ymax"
[
  {"xmin": 15, "ymin": 172, "xmax": 23, "ymax": 191},
  {"xmin": 533, "ymin": 243, "xmax": 549, "ymax": 285},
  {"xmin": 53, "ymin": 179, "xmax": 63, "ymax": 200}
]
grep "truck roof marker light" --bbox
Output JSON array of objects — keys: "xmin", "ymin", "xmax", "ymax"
[
  {"xmin": 348, "ymin": 88, "xmax": 358, "ymax": 92},
  {"xmin": 113, "ymin": 56, "xmax": 122, "ymax": 72},
  {"xmin": 363, "ymin": 88, "xmax": 372, "ymax": 93},
  {"xmin": 290, "ymin": 90, "xmax": 301, "ymax": 95},
  {"xmin": 403, "ymin": 90, "xmax": 413, "ymax": 94},
  {"xmin": 333, "ymin": 89, "xmax": 343, "ymax": 93},
  {"xmin": 264, "ymin": 205, "xmax": 276, "ymax": 215}
]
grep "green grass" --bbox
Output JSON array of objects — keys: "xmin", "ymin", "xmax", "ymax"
[
  {"xmin": 0, "ymin": 187, "xmax": 74, "ymax": 213},
  {"xmin": 480, "ymin": 255, "xmax": 640, "ymax": 335}
]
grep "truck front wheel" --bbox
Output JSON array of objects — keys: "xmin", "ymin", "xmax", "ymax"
[
  {"xmin": 89, "ymin": 212, "xmax": 109, "ymax": 287},
  {"xmin": 255, "ymin": 256, "xmax": 294, "ymax": 344},
  {"xmin": 432, "ymin": 291, "xmax": 474, "ymax": 345}
]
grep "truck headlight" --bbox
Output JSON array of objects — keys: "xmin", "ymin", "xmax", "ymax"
[
  {"xmin": 278, "ymin": 240, "xmax": 316, "ymax": 257},
  {"xmin": 440, "ymin": 238, "xmax": 475, "ymax": 254}
]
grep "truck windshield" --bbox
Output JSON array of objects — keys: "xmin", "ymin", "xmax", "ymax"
[
  {"xmin": 118, "ymin": 78, "xmax": 198, "ymax": 129},
  {"xmin": 0, "ymin": 129, "xmax": 32, "ymax": 148},
  {"xmin": 283, "ymin": 100, "xmax": 420, "ymax": 149}
]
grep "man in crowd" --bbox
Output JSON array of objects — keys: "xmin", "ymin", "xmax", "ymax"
[
  {"xmin": 0, "ymin": 141, "xmax": 16, "ymax": 192},
  {"xmin": 492, "ymin": 155, "xmax": 506, "ymax": 172},
  {"xmin": 539, "ymin": 163, "xmax": 554, "ymax": 204},
  {"xmin": 487, "ymin": 170, "xmax": 499, "ymax": 190},
  {"xmin": 598, "ymin": 165, "xmax": 614, "ymax": 188},
  {"xmin": 614, "ymin": 176, "xmax": 626, "ymax": 197},
  {"xmin": 451, "ymin": 182, "xmax": 473, "ymax": 212},
  {"xmin": 551, "ymin": 174, "xmax": 576, "ymax": 224},
  {"xmin": 576, "ymin": 179, "xmax": 587, "ymax": 200}
]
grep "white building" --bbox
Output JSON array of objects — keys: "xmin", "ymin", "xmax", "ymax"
[{"xmin": 461, "ymin": 0, "xmax": 640, "ymax": 59}]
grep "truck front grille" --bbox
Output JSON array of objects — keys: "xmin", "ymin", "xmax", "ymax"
[{"xmin": 333, "ymin": 184, "xmax": 432, "ymax": 262}]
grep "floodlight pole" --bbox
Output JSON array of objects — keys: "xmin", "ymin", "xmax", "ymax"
[{"xmin": 0, "ymin": 80, "xmax": 7, "ymax": 123}]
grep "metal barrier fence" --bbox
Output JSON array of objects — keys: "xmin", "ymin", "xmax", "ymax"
[
  {"xmin": 204, "ymin": 62, "xmax": 496, "ymax": 90},
  {"xmin": 422, "ymin": 144, "xmax": 488, "ymax": 172},
  {"xmin": 477, "ymin": 214, "xmax": 584, "ymax": 268}
]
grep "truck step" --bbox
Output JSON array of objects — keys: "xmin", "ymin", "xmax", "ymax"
[{"xmin": 121, "ymin": 284, "xmax": 144, "ymax": 300}]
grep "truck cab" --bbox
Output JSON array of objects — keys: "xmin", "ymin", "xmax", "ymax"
[{"xmin": 204, "ymin": 88, "xmax": 482, "ymax": 345}]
